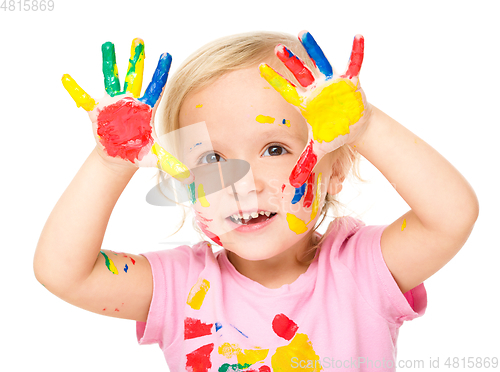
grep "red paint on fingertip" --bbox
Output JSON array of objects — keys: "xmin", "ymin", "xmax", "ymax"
[
  {"xmin": 276, "ymin": 44, "xmax": 315, "ymax": 87},
  {"xmin": 342, "ymin": 35, "xmax": 364, "ymax": 79}
]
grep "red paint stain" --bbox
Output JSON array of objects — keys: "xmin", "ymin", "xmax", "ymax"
[
  {"xmin": 302, "ymin": 172, "xmax": 315, "ymax": 208},
  {"xmin": 290, "ymin": 140, "xmax": 317, "ymax": 188},
  {"xmin": 114, "ymin": 308, "xmax": 119, "ymax": 312},
  {"xmin": 186, "ymin": 343, "xmax": 214, "ymax": 372},
  {"xmin": 275, "ymin": 44, "xmax": 315, "ymax": 87},
  {"xmin": 129, "ymin": 257, "xmax": 136, "ymax": 265},
  {"xmin": 96, "ymin": 97, "xmax": 153, "ymax": 162},
  {"xmin": 102, "ymin": 308, "xmax": 106, "ymax": 311},
  {"xmin": 259, "ymin": 367, "xmax": 271, "ymax": 372},
  {"xmin": 184, "ymin": 317, "xmax": 213, "ymax": 339},
  {"xmin": 272, "ymin": 313, "xmax": 298, "ymax": 341},
  {"xmin": 281, "ymin": 184, "xmax": 286, "ymax": 193},
  {"xmin": 341, "ymin": 35, "xmax": 364, "ymax": 79},
  {"xmin": 197, "ymin": 220, "xmax": 222, "ymax": 246}
]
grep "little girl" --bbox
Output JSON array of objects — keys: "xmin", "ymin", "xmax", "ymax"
[{"xmin": 34, "ymin": 31, "xmax": 479, "ymax": 371}]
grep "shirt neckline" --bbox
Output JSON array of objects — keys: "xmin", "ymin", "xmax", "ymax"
[{"xmin": 216, "ymin": 232, "xmax": 322, "ymax": 296}]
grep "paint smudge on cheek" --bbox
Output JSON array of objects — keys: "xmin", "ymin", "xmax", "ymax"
[
  {"xmin": 271, "ymin": 333, "xmax": 321, "ymax": 371},
  {"xmin": 289, "ymin": 140, "xmax": 317, "ymax": 188},
  {"xmin": 256, "ymin": 115, "xmax": 275, "ymax": 124},
  {"xmin": 309, "ymin": 173, "xmax": 322, "ymax": 221},
  {"xmin": 186, "ymin": 343, "xmax": 214, "ymax": 372},
  {"xmin": 99, "ymin": 251, "xmax": 119, "ymax": 275},
  {"xmin": 188, "ymin": 182, "xmax": 196, "ymax": 204},
  {"xmin": 302, "ymin": 80, "xmax": 364, "ymax": 143},
  {"xmin": 272, "ymin": 313, "xmax": 298, "ymax": 341},
  {"xmin": 186, "ymin": 278, "xmax": 210, "ymax": 310},
  {"xmin": 286, "ymin": 213, "xmax": 308, "ymax": 234},
  {"xmin": 184, "ymin": 317, "xmax": 213, "ymax": 339},
  {"xmin": 198, "ymin": 183, "xmax": 210, "ymax": 207},
  {"xmin": 302, "ymin": 172, "xmax": 315, "ymax": 208},
  {"xmin": 291, "ymin": 183, "xmax": 306, "ymax": 204},
  {"xmin": 96, "ymin": 97, "xmax": 153, "ymax": 162}
]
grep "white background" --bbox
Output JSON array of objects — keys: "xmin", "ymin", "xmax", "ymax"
[{"xmin": 1, "ymin": 0, "xmax": 499, "ymax": 370}]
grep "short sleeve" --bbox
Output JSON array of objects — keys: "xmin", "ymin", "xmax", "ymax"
[
  {"xmin": 136, "ymin": 246, "xmax": 192, "ymax": 349},
  {"xmin": 335, "ymin": 221, "xmax": 427, "ymax": 324}
]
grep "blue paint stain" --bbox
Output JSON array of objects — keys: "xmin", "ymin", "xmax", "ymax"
[
  {"xmin": 215, "ymin": 322, "xmax": 222, "ymax": 332},
  {"xmin": 189, "ymin": 142, "xmax": 202, "ymax": 152},
  {"xmin": 292, "ymin": 183, "xmax": 307, "ymax": 204},
  {"xmin": 187, "ymin": 182, "xmax": 196, "ymax": 204},
  {"xmin": 230, "ymin": 324, "xmax": 248, "ymax": 338},
  {"xmin": 139, "ymin": 52, "xmax": 172, "ymax": 107},
  {"xmin": 300, "ymin": 32, "xmax": 333, "ymax": 79},
  {"xmin": 124, "ymin": 264, "xmax": 129, "ymax": 273}
]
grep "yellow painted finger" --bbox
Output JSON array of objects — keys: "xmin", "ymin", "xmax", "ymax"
[
  {"xmin": 61, "ymin": 74, "xmax": 97, "ymax": 111},
  {"xmin": 259, "ymin": 63, "xmax": 303, "ymax": 107},
  {"xmin": 151, "ymin": 142, "xmax": 191, "ymax": 180},
  {"xmin": 123, "ymin": 38, "xmax": 145, "ymax": 98}
]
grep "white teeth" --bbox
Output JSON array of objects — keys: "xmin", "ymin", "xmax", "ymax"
[
  {"xmin": 243, "ymin": 213, "xmax": 250, "ymax": 219},
  {"xmin": 251, "ymin": 212, "xmax": 259, "ymax": 218},
  {"xmin": 259, "ymin": 211, "xmax": 265, "ymax": 215},
  {"xmin": 265, "ymin": 211, "xmax": 271, "ymax": 217}
]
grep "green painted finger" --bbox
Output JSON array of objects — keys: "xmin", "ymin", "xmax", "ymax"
[
  {"xmin": 122, "ymin": 38, "xmax": 145, "ymax": 98},
  {"xmin": 101, "ymin": 42, "xmax": 121, "ymax": 96},
  {"xmin": 259, "ymin": 63, "xmax": 303, "ymax": 107}
]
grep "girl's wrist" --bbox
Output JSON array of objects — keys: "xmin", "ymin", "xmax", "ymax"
[{"xmin": 92, "ymin": 147, "xmax": 139, "ymax": 176}]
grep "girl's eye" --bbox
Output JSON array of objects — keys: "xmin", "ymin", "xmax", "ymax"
[
  {"xmin": 263, "ymin": 145, "xmax": 288, "ymax": 157},
  {"xmin": 199, "ymin": 152, "xmax": 225, "ymax": 164}
]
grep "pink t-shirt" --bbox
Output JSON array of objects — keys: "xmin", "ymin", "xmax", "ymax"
[{"xmin": 136, "ymin": 217, "xmax": 427, "ymax": 371}]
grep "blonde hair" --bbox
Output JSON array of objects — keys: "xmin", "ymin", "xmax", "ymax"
[{"xmin": 155, "ymin": 31, "xmax": 362, "ymax": 262}]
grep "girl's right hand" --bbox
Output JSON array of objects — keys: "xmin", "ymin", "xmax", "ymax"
[{"xmin": 62, "ymin": 38, "xmax": 193, "ymax": 183}]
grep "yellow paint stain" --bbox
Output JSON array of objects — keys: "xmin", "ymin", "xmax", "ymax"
[
  {"xmin": 237, "ymin": 348, "xmax": 269, "ymax": 366},
  {"xmin": 271, "ymin": 333, "xmax": 322, "ymax": 371},
  {"xmin": 124, "ymin": 38, "xmax": 145, "ymax": 98},
  {"xmin": 61, "ymin": 74, "xmax": 97, "ymax": 111},
  {"xmin": 151, "ymin": 143, "xmax": 191, "ymax": 179},
  {"xmin": 401, "ymin": 219, "xmax": 407, "ymax": 231},
  {"xmin": 256, "ymin": 114, "xmax": 275, "ymax": 124},
  {"xmin": 259, "ymin": 64, "xmax": 303, "ymax": 107},
  {"xmin": 196, "ymin": 104, "xmax": 203, "ymax": 108},
  {"xmin": 198, "ymin": 183, "xmax": 210, "ymax": 207},
  {"xmin": 263, "ymin": 86, "xmax": 271, "ymax": 89},
  {"xmin": 282, "ymin": 119, "xmax": 291, "ymax": 127},
  {"xmin": 218, "ymin": 343, "xmax": 241, "ymax": 359},
  {"xmin": 309, "ymin": 173, "xmax": 322, "ymax": 221},
  {"xmin": 186, "ymin": 278, "xmax": 210, "ymax": 310},
  {"xmin": 286, "ymin": 213, "xmax": 308, "ymax": 234},
  {"xmin": 302, "ymin": 79, "xmax": 364, "ymax": 143}
]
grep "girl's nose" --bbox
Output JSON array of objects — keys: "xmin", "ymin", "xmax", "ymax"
[{"xmin": 226, "ymin": 167, "xmax": 264, "ymax": 197}]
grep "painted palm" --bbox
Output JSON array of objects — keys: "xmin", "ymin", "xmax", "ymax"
[
  {"xmin": 61, "ymin": 38, "xmax": 192, "ymax": 182},
  {"xmin": 260, "ymin": 32, "xmax": 367, "ymax": 187}
]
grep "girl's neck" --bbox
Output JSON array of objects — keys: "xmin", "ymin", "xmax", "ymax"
[{"xmin": 225, "ymin": 233, "xmax": 318, "ymax": 289}]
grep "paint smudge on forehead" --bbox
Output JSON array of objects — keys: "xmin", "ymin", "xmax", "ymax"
[{"xmin": 256, "ymin": 115, "xmax": 275, "ymax": 124}]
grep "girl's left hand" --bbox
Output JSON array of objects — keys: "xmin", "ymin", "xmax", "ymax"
[{"xmin": 260, "ymin": 31, "xmax": 371, "ymax": 187}]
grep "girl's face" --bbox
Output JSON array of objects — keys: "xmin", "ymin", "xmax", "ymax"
[{"xmin": 179, "ymin": 68, "xmax": 341, "ymax": 261}]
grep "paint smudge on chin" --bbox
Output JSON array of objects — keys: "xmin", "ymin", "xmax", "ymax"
[
  {"xmin": 186, "ymin": 278, "xmax": 211, "ymax": 310},
  {"xmin": 184, "ymin": 317, "xmax": 213, "ymax": 339},
  {"xmin": 272, "ymin": 313, "xmax": 298, "ymax": 341},
  {"xmin": 198, "ymin": 183, "xmax": 210, "ymax": 207},
  {"xmin": 186, "ymin": 343, "xmax": 214, "ymax": 372},
  {"xmin": 100, "ymin": 251, "xmax": 119, "ymax": 275},
  {"xmin": 256, "ymin": 114, "xmax": 275, "ymax": 124},
  {"xmin": 286, "ymin": 213, "xmax": 308, "ymax": 234}
]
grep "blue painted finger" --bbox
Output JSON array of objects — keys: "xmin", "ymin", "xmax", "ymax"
[
  {"xmin": 298, "ymin": 31, "xmax": 333, "ymax": 80},
  {"xmin": 139, "ymin": 52, "xmax": 172, "ymax": 107}
]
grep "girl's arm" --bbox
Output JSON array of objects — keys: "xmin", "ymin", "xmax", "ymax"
[
  {"xmin": 352, "ymin": 106, "xmax": 479, "ymax": 293},
  {"xmin": 34, "ymin": 148, "xmax": 153, "ymax": 321}
]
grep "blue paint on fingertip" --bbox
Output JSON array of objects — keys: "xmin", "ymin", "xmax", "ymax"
[
  {"xmin": 139, "ymin": 52, "xmax": 172, "ymax": 107},
  {"xmin": 300, "ymin": 32, "xmax": 333, "ymax": 79}
]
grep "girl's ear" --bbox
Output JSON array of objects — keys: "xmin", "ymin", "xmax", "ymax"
[{"xmin": 327, "ymin": 175, "xmax": 345, "ymax": 196}]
